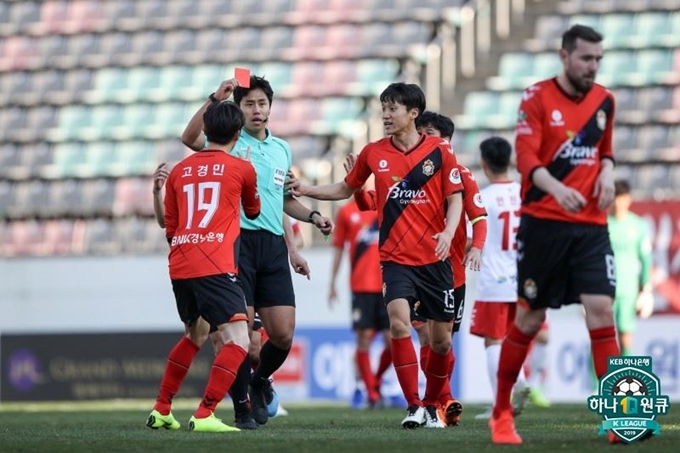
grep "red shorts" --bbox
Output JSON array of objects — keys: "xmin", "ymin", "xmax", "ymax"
[
  {"xmin": 470, "ymin": 301, "xmax": 549, "ymax": 339},
  {"xmin": 469, "ymin": 301, "xmax": 516, "ymax": 340}
]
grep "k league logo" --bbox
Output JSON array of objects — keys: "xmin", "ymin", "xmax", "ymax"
[{"xmin": 587, "ymin": 356, "xmax": 670, "ymax": 443}]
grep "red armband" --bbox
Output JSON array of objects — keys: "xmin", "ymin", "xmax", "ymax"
[{"xmin": 471, "ymin": 217, "xmax": 487, "ymax": 250}]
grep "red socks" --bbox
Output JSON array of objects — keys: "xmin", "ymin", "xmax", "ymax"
[
  {"xmin": 375, "ymin": 347, "xmax": 393, "ymax": 380},
  {"xmin": 438, "ymin": 350, "xmax": 455, "ymax": 405},
  {"xmin": 423, "ymin": 348, "xmax": 452, "ymax": 406},
  {"xmin": 392, "ymin": 337, "xmax": 421, "ymax": 407},
  {"xmin": 493, "ymin": 325, "xmax": 534, "ymax": 417},
  {"xmin": 589, "ymin": 326, "xmax": 620, "ymax": 378},
  {"xmin": 419, "ymin": 345, "xmax": 431, "ymax": 374},
  {"xmin": 154, "ymin": 336, "xmax": 200, "ymax": 415},
  {"xmin": 356, "ymin": 350, "xmax": 379, "ymax": 402},
  {"xmin": 194, "ymin": 343, "xmax": 247, "ymax": 418}
]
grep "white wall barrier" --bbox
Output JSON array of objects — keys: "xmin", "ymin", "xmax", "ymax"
[{"xmin": 1, "ymin": 249, "xmax": 678, "ymax": 403}]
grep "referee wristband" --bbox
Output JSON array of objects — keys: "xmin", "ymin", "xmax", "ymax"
[
  {"xmin": 208, "ymin": 92, "xmax": 219, "ymax": 103},
  {"xmin": 307, "ymin": 210, "xmax": 321, "ymax": 223}
]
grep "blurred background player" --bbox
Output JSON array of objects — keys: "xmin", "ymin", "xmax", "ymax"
[
  {"xmin": 348, "ymin": 109, "xmax": 485, "ymax": 426},
  {"xmin": 147, "ymin": 100, "xmax": 259, "ymax": 433},
  {"xmin": 489, "ymin": 25, "xmax": 620, "ymax": 445},
  {"xmin": 470, "ymin": 136, "xmax": 549, "ymax": 421},
  {"xmin": 181, "ymin": 75, "xmax": 334, "ymax": 427},
  {"xmin": 329, "ymin": 198, "xmax": 392, "ymax": 409},
  {"xmin": 608, "ymin": 179, "xmax": 654, "ymax": 355}
]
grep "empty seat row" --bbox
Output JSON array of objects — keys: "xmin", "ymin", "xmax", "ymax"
[
  {"xmin": 487, "ymin": 49, "xmax": 679, "ymax": 91},
  {"xmin": 0, "ymin": 136, "xmax": 327, "ymax": 180},
  {"xmin": 530, "ymin": 11, "xmax": 680, "ymax": 50},
  {"xmin": 0, "ymin": 0, "xmax": 459, "ymax": 37},
  {"xmin": 0, "ymin": 217, "xmax": 167, "ymax": 257},
  {"xmin": 0, "ymin": 177, "xmax": 156, "ymax": 220},
  {"xmin": 0, "ymin": 59, "xmax": 400, "ymax": 109},
  {"xmin": 0, "ymin": 23, "xmax": 427, "ymax": 72},
  {"xmin": 40, "ymin": 98, "xmax": 364, "ymax": 144},
  {"xmin": 557, "ymin": 0, "xmax": 680, "ymax": 16}
]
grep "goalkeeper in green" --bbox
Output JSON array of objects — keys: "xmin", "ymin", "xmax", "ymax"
[{"xmin": 608, "ymin": 179, "xmax": 653, "ymax": 356}]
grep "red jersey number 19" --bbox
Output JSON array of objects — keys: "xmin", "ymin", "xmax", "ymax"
[
  {"xmin": 499, "ymin": 210, "xmax": 520, "ymax": 251},
  {"xmin": 183, "ymin": 182, "xmax": 221, "ymax": 229}
]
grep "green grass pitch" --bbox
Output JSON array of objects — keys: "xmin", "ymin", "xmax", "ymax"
[{"xmin": 0, "ymin": 401, "xmax": 677, "ymax": 452}]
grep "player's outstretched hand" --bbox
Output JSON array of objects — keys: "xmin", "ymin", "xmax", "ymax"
[
  {"xmin": 553, "ymin": 184, "xmax": 587, "ymax": 213},
  {"xmin": 432, "ymin": 230, "xmax": 454, "ymax": 261},
  {"xmin": 328, "ymin": 285, "xmax": 338, "ymax": 309},
  {"xmin": 153, "ymin": 163, "xmax": 169, "ymax": 193},
  {"xmin": 464, "ymin": 247, "xmax": 482, "ymax": 271},
  {"xmin": 593, "ymin": 166, "xmax": 615, "ymax": 210},
  {"xmin": 312, "ymin": 214, "xmax": 334, "ymax": 235},
  {"xmin": 289, "ymin": 250, "xmax": 311, "ymax": 280},
  {"xmin": 285, "ymin": 172, "xmax": 307, "ymax": 197},
  {"xmin": 214, "ymin": 78, "xmax": 239, "ymax": 101},
  {"xmin": 343, "ymin": 153, "xmax": 357, "ymax": 174}
]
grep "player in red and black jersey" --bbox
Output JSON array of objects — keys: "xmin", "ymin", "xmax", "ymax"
[
  {"xmin": 287, "ymin": 83, "xmax": 464, "ymax": 429},
  {"xmin": 352, "ymin": 111, "xmax": 488, "ymax": 426},
  {"xmin": 489, "ymin": 25, "xmax": 621, "ymax": 445},
  {"xmin": 330, "ymin": 199, "xmax": 391, "ymax": 408},
  {"xmin": 147, "ymin": 101, "xmax": 260, "ymax": 433}
]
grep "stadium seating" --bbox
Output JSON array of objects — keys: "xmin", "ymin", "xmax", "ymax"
[{"xmin": 0, "ymin": 0, "xmax": 677, "ymax": 256}]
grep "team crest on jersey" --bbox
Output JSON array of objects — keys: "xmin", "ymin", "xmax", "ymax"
[
  {"xmin": 473, "ymin": 193, "xmax": 484, "ymax": 208},
  {"xmin": 523, "ymin": 278, "xmax": 538, "ymax": 300},
  {"xmin": 449, "ymin": 168, "xmax": 461, "ymax": 184},
  {"xmin": 597, "ymin": 109, "xmax": 607, "ymax": 130},
  {"xmin": 422, "ymin": 159, "xmax": 435, "ymax": 176}
]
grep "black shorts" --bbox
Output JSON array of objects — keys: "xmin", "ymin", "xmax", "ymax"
[
  {"xmin": 171, "ymin": 273, "xmax": 248, "ymax": 328},
  {"xmin": 352, "ymin": 292, "xmax": 390, "ymax": 331},
  {"xmin": 411, "ymin": 284, "xmax": 466, "ymax": 332},
  {"xmin": 239, "ymin": 229, "xmax": 295, "ymax": 309},
  {"xmin": 517, "ymin": 214, "xmax": 616, "ymax": 309},
  {"xmin": 382, "ymin": 260, "xmax": 455, "ymax": 323}
]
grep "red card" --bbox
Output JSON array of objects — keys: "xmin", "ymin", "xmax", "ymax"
[{"xmin": 235, "ymin": 67, "xmax": 250, "ymax": 88}]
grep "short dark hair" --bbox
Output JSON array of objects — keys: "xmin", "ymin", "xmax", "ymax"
[
  {"xmin": 379, "ymin": 83, "xmax": 426, "ymax": 119},
  {"xmin": 203, "ymin": 101, "xmax": 244, "ymax": 145},
  {"xmin": 561, "ymin": 25, "xmax": 603, "ymax": 52},
  {"xmin": 233, "ymin": 75, "xmax": 274, "ymax": 106},
  {"xmin": 416, "ymin": 111, "xmax": 455, "ymax": 139},
  {"xmin": 614, "ymin": 179, "xmax": 631, "ymax": 196},
  {"xmin": 480, "ymin": 136, "xmax": 512, "ymax": 174}
]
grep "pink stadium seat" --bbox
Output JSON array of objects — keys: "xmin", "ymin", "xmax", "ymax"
[
  {"xmin": 44, "ymin": 219, "xmax": 75, "ymax": 255},
  {"xmin": 67, "ymin": 0, "xmax": 102, "ymax": 33},
  {"xmin": 322, "ymin": 61, "xmax": 357, "ymax": 95},
  {"xmin": 8, "ymin": 220, "xmax": 46, "ymax": 256},
  {"xmin": 291, "ymin": 25, "xmax": 326, "ymax": 59},
  {"xmin": 39, "ymin": 0, "xmax": 69, "ymax": 34},
  {"xmin": 325, "ymin": 24, "xmax": 360, "ymax": 59},
  {"xmin": 290, "ymin": 61, "xmax": 325, "ymax": 96}
]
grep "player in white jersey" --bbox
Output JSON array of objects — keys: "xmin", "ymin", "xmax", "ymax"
[{"xmin": 469, "ymin": 137, "xmax": 549, "ymax": 419}]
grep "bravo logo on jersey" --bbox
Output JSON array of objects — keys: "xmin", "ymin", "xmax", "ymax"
[
  {"xmin": 553, "ymin": 130, "xmax": 598, "ymax": 166},
  {"xmin": 387, "ymin": 177, "xmax": 429, "ymax": 205}
]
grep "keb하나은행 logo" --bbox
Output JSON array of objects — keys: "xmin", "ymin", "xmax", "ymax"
[{"xmin": 587, "ymin": 356, "xmax": 670, "ymax": 443}]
